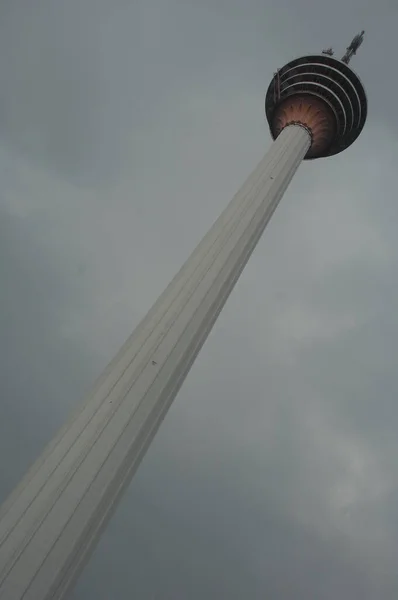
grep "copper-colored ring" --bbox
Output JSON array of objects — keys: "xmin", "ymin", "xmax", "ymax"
[{"xmin": 272, "ymin": 95, "xmax": 336, "ymax": 158}]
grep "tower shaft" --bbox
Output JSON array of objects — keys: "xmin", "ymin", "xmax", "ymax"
[{"xmin": 0, "ymin": 124, "xmax": 310, "ymax": 600}]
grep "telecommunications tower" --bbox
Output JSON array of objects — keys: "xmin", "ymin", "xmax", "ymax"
[{"xmin": 0, "ymin": 33, "xmax": 367, "ymax": 599}]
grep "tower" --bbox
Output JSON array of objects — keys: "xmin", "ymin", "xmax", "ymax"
[{"xmin": 0, "ymin": 34, "xmax": 367, "ymax": 599}]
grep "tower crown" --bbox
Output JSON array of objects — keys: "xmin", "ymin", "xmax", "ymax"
[{"xmin": 265, "ymin": 34, "xmax": 367, "ymax": 159}]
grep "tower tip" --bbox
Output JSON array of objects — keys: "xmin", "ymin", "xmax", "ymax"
[{"xmin": 341, "ymin": 30, "xmax": 365, "ymax": 64}]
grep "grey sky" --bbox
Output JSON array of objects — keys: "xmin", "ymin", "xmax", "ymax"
[{"xmin": 1, "ymin": 0, "xmax": 398, "ymax": 598}]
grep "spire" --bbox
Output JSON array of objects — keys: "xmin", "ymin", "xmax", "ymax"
[{"xmin": 341, "ymin": 30, "xmax": 365, "ymax": 64}]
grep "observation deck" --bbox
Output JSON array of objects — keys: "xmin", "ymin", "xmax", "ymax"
[{"xmin": 265, "ymin": 49, "xmax": 367, "ymax": 159}]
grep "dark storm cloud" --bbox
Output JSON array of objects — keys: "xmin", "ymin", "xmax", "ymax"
[
  {"xmin": 0, "ymin": 0, "xmax": 267, "ymax": 186},
  {"xmin": 1, "ymin": 0, "xmax": 398, "ymax": 598},
  {"xmin": 0, "ymin": 202, "xmax": 97, "ymax": 498},
  {"xmin": 0, "ymin": 0, "xmax": 162, "ymax": 185}
]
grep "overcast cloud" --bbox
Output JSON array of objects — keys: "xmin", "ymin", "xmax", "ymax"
[{"xmin": 1, "ymin": 0, "xmax": 398, "ymax": 598}]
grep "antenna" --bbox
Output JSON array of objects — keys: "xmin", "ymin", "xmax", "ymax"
[{"xmin": 341, "ymin": 30, "xmax": 365, "ymax": 64}]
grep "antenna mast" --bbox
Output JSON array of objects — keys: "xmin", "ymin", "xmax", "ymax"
[{"xmin": 342, "ymin": 30, "xmax": 365, "ymax": 64}]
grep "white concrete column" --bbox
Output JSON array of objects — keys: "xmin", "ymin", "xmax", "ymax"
[{"xmin": 0, "ymin": 124, "xmax": 310, "ymax": 600}]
